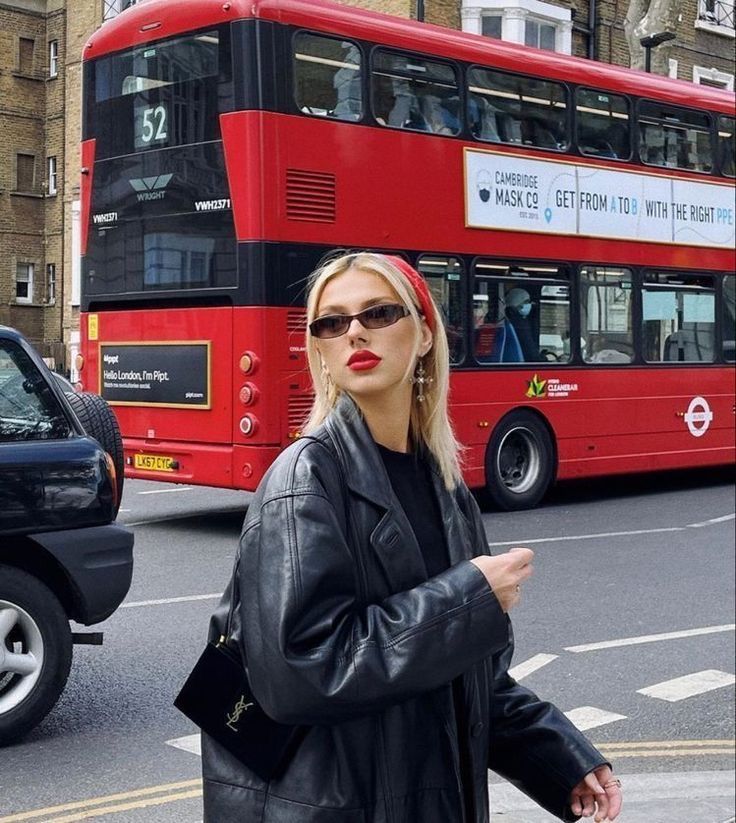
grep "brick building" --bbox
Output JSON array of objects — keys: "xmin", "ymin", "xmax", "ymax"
[{"xmin": 1, "ymin": 0, "xmax": 733, "ymax": 369}]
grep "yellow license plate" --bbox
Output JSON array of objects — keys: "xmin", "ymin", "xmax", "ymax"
[{"xmin": 133, "ymin": 453, "xmax": 177, "ymax": 472}]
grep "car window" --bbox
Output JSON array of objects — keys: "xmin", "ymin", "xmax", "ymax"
[{"xmin": 0, "ymin": 341, "xmax": 72, "ymax": 441}]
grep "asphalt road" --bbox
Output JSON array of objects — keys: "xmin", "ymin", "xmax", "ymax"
[{"xmin": 1, "ymin": 467, "xmax": 734, "ymax": 822}]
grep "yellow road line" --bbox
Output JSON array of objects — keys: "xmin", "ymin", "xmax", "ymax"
[
  {"xmin": 600, "ymin": 747, "xmax": 734, "ymax": 758},
  {"xmin": 3, "ymin": 740, "xmax": 735, "ymax": 822},
  {"xmin": 594, "ymin": 739, "xmax": 735, "ymax": 750},
  {"xmin": 0, "ymin": 781, "xmax": 202, "ymax": 822},
  {"xmin": 40, "ymin": 790, "xmax": 203, "ymax": 823}
]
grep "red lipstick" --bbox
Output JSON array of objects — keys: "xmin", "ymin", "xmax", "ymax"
[{"xmin": 347, "ymin": 350, "xmax": 381, "ymax": 371}]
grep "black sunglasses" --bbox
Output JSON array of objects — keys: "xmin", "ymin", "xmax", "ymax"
[{"xmin": 309, "ymin": 304, "xmax": 410, "ymax": 339}]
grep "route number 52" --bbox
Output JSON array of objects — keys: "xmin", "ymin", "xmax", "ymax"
[{"xmin": 140, "ymin": 105, "xmax": 168, "ymax": 143}]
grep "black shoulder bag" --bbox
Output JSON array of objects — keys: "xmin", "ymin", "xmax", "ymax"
[{"xmin": 173, "ymin": 552, "xmax": 304, "ymax": 781}]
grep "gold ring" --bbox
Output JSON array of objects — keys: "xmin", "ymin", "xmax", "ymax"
[{"xmin": 604, "ymin": 779, "xmax": 622, "ymax": 789}]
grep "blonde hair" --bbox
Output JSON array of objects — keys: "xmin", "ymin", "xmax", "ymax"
[{"xmin": 303, "ymin": 252, "xmax": 462, "ymax": 490}]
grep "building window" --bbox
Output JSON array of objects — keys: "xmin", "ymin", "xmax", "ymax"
[
  {"xmin": 482, "ymin": 15, "xmax": 502, "ymax": 38},
  {"xmin": 525, "ymin": 18, "xmax": 557, "ymax": 50},
  {"xmin": 462, "ymin": 1, "xmax": 572, "ymax": 55},
  {"xmin": 49, "ymin": 40, "xmax": 58, "ymax": 78},
  {"xmin": 16, "ymin": 154, "xmax": 36, "ymax": 192},
  {"xmin": 697, "ymin": 0, "xmax": 735, "ymax": 33},
  {"xmin": 47, "ymin": 156, "xmax": 58, "ymax": 195},
  {"xmin": 693, "ymin": 65, "xmax": 735, "ymax": 91},
  {"xmin": 103, "ymin": 0, "xmax": 138, "ymax": 21},
  {"xmin": 19, "ymin": 37, "xmax": 35, "ymax": 74},
  {"xmin": 46, "ymin": 264, "xmax": 57, "ymax": 304},
  {"xmin": 16, "ymin": 263, "xmax": 34, "ymax": 304}
]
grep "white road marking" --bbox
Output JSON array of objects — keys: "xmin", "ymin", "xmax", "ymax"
[
  {"xmin": 637, "ymin": 670, "xmax": 736, "ymax": 702},
  {"xmin": 137, "ymin": 486, "xmax": 192, "ymax": 495},
  {"xmin": 687, "ymin": 513, "xmax": 736, "ymax": 528},
  {"xmin": 166, "ymin": 733, "xmax": 201, "ymax": 757},
  {"xmin": 563, "ymin": 706, "xmax": 627, "ymax": 731},
  {"xmin": 565, "ymin": 624, "xmax": 736, "ymax": 653},
  {"xmin": 487, "ymin": 512, "xmax": 734, "ymax": 548},
  {"xmin": 121, "ymin": 593, "xmax": 220, "ymax": 609},
  {"xmin": 487, "ymin": 526, "xmax": 684, "ymax": 547},
  {"xmin": 509, "ymin": 653, "xmax": 558, "ymax": 681}
]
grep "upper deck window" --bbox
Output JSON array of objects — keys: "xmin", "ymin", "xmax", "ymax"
[
  {"xmin": 372, "ymin": 50, "xmax": 460, "ymax": 136},
  {"xmin": 85, "ymin": 29, "xmax": 232, "ymax": 158},
  {"xmin": 293, "ymin": 33, "xmax": 362, "ymax": 122},
  {"xmin": 639, "ymin": 101, "xmax": 713, "ymax": 173},
  {"xmin": 94, "ymin": 32, "xmax": 220, "ymax": 103},
  {"xmin": 717, "ymin": 115, "xmax": 735, "ymax": 177},
  {"xmin": 467, "ymin": 67, "xmax": 567, "ymax": 150},
  {"xmin": 576, "ymin": 89, "xmax": 630, "ymax": 160}
]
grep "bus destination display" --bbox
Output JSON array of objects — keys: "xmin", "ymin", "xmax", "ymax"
[{"xmin": 99, "ymin": 343, "xmax": 210, "ymax": 408}]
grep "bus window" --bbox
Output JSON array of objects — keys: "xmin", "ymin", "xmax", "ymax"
[
  {"xmin": 639, "ymin": 101, "xmax": 713, "ymax": 173},
  {"xmin": 293, "ymin": 33, "xmax": 363, "ymax": 122},
  {"xmin": 417, "ymin": 255, "xmax": 465, "ymax": 363},
  {"xmin": 472, "ymin": 260, "xmax": 570, "ymax": 363},
  {"xmin": 723, "ymin": 275, "xmax": 735, "ymax": 363},
  {"xmin": 372, "ymin": 50, "xmax": 460, "ymax": 135},
  {"xmin": 576, "ymin": 89, "xmax": 630, "ymax": 160},
  {"xmin": 580, "ymin": 266, "xmax": 633, "ymax": 363},
  {"xmin": 467, "ymin": 67, "xmax": 567, "ymax": 150},
  {"xmin": 642, "ymin": 272, "xmax": 716, "ymax": 362},
  {"xmin": 718, "ymin": 115, "xmax": 735, "ymax": 178}
]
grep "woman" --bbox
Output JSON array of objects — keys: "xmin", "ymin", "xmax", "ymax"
[{"xmin": 202, "ymin": 252, "xmax": 622, "ymax": 822}]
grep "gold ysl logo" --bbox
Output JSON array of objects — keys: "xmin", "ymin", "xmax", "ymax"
[{"xmin": 226, "ymin": 694, "xmax": 254, "ymax": 731}]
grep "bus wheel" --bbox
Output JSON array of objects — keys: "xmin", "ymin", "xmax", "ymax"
[
  {"xmin": 65, "ymin": 391, "xmax": 125, "ymax": 513},
  {"xmin": 485, "ymin": 411, "xmax": 555, "ymax": 510}
]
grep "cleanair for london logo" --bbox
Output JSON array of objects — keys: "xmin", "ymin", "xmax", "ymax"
[{"xmin": 129, "ymin": 174, "xmax": 173, "ymax": 202}]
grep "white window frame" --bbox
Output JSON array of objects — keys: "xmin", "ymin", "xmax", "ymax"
[
  {"xmin": 47, "ymin": 155, "xmax": 58, "ymax": 195},
  {"xmin": 695, "ymin": 0, "xmax": 735, "ymax": 37},
  {"xmin": 16, "ymin": 263, "xmax": 34, "ymax": 304},
  {"xmin": 49, "ymin": 39, "xmax": 58, "ymax": 78},
  {"xmin": 71, "ymin": 200, "xmax": 81, "ymax": 306},
  {"xmin": 693, "ymin": 65, "xmax": 735, "ymax": 90},
  {"xmin": 668, "ymin": 58, "xmax": 678, "ymax": 79},
  {"xmin": 462, "ymin": 0, "xmax": 573, "ymax": 55},
  {"xmin": 46, "ymin": 263, "xmax": 57, "ymax": 304}
]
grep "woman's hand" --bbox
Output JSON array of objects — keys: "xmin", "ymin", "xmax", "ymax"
[
  {"xmin": 469, "ymin": 547, "xmax": 534, "ymax": 612},
  {"xmin": 569, "ymin": 765, "xmax": 623, "ymax": 821}
]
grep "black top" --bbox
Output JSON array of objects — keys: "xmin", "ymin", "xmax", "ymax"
[{"xmin": 376, "ymin": 443, "xmax": 475, "ymax": 820}]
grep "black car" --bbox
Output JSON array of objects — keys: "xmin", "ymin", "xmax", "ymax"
[{"xmin": 0, "ymin": 326, "xmax": 134, "ymax": 743}]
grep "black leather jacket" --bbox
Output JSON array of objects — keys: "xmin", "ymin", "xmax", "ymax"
[{"xmin": 202, "ymin": 395, "xmax": 607, "ymax": 822}]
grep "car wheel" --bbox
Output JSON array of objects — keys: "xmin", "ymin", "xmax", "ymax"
[
  {"xmin": 485, "ymin": 411, "xmax": 555, "ymax": 510},
  {"xmin": 0, "ymin": 565, "xmax": 73, "ymax": 744},
  {"xmin": 65, "ymin": 391, "xmax": 125, "ymax": 512}
]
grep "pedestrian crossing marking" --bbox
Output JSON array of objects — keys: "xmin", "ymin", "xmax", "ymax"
[
  {"xmin": 166, "ymin": 733, "xmax": 202, "ymax": 756},
  {"xmin": 637, "ymin": 669, "xmax": 735, "ymax": 702},
  {"xmin": 563, "ymin": 706, "xmax": 627, "ymax": 731},
  {"xmin": 509, "ymin": 653, "xmax": 558, "ymax": 680}
]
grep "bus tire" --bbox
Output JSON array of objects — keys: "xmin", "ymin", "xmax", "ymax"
[
  {"xmin": 65, "ymin": 391, "xmax": 125, "ymax": 512},
  {"xmin": 0, "ymin": 565, "xmax": 73, "ymax": 745},
  {"xmin": 485, "ymin": 411, "xmax": 555, "ymax": 510}
]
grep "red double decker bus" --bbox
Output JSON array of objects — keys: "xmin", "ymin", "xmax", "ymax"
[{"xmin": 79, "ymin": 0, "xmax": 735, "ymax": 509}]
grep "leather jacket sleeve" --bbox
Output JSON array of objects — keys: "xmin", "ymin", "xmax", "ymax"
[
  {"xmin": 459, "ymin": 483, "xmax": 610, "ymax": 821},
  {"xmin": 239, "ymin": 440, "xmax": 509, "ymax": 725},
  {"xmin": 487, "ymin": 638, "xmax": 610, "ymax": 822}
]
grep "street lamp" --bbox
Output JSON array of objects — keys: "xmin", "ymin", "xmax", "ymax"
[{"xmin": 639, "ymin": 31, "xmax": 676, "ymax": 73}]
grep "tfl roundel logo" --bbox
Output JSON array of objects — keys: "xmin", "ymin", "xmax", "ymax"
[{"xmin": 683, "ymin": 396, "xmax": 713, "ymax": 438}]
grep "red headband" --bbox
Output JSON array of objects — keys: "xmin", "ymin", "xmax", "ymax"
[{"xmin": 385, "ymin": 256, "xmax": 436, "ymax": 332}]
